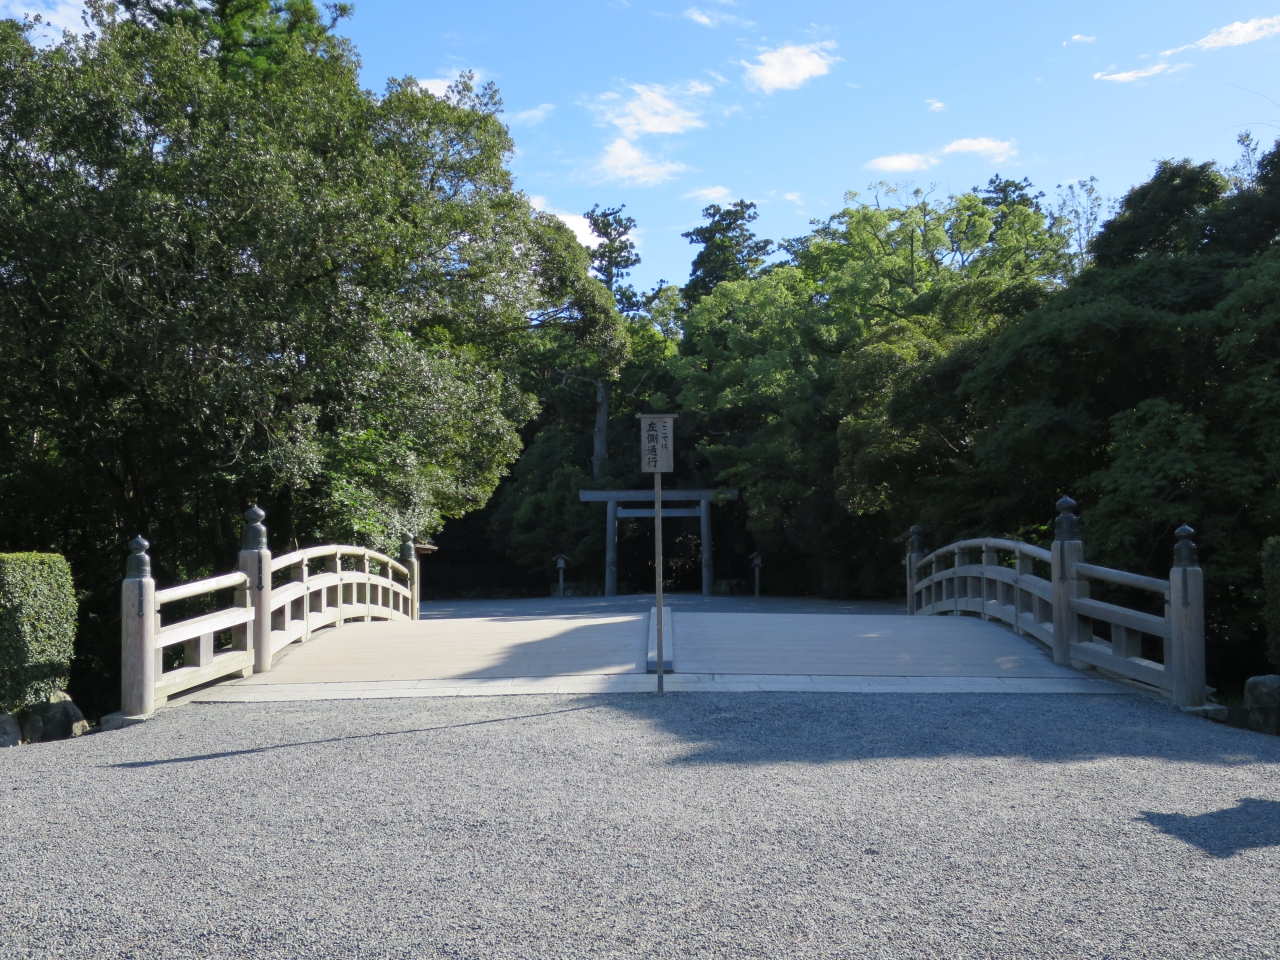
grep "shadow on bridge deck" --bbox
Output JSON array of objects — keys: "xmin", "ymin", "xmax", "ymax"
[{"xmin": 189, "ymin": 594, "xmax": 1125, "ymax": 702}]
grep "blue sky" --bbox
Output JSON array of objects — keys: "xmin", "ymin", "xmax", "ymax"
[{"xmin": 11, "ymin": 1, "xmax": 1280, "ymax": 290}]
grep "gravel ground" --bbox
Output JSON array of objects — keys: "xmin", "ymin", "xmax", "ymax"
[{"xmin": 2, "ymin": 692, "xmax": 1279, "ymax": 959}]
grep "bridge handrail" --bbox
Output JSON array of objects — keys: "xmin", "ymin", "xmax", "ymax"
[
  {"xmin": 1072, "ymin": 562, "xmax": 1169, "ymax": 597},
  {"xmin": 155, "ymin": 571, "xmax": 249, "ymax": 605},
  {"xmin": 901, "ymin": 497, "xmax": 1206, "ymax": 709},
  {"xmin": 272, "ymin": 544, "xmax": 409, "ymax": 580},
  {"xmin": 120, "ymin": 507, "xmax": 423, "ymax": 717},
  {"xmin": 917, "ymin": 537, "xmax": 1051, "ymax": 568}
]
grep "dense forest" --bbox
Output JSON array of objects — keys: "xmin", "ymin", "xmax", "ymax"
[
  {"xmin": 451, "ymin": 138, "xmax": 1280, "ymax": 693},
  {"xmin": 2, "ymin": 2, "xmax": 1279, "ymax": 712}
]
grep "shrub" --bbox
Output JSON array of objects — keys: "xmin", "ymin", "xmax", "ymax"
[{"xmin": 0, "ymin": 553, "xmax": 77, "ymax": 712}]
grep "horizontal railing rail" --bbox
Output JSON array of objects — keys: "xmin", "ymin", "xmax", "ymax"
[
  {"xmin": 120, "ymin": 506, "xmax": 422, "ymax": 717},
  {"xmin": 902, "ymin": 497, "xmax": 1206, "ymax": 708}
]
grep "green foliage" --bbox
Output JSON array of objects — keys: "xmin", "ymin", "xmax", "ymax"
[
  {"xmin": 584, "ymin": 204, "xmax": 641, "ymax": 310},
  {"xmin": 119, "ymin": 0, "xmax": 349, "ymax": 78},
  {"xmin": 675, "ymin": 184, "xmax": 1069, "ymax": 594},
  {"xmin": 487, "ymin": 300, "xmax": 680, "ymax": 578},
  {"xmin": 925, "ymin": 141, "xmax": 1280, "ymax": 683},
  {"xmin": 0, "ymin": 553, "xmax": 76, "ymax": 713},
  {"xmin": 681, "ymin": 200, "xmax": 773, "ymax": 306},
  {"xmin": 0, "ymin": 8, "xmax": 579, "ymax": 710}
]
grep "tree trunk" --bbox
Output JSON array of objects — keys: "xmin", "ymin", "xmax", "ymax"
[{"xmin": 591, "ymin": 379, "xmax": 609, "ymax": 479}]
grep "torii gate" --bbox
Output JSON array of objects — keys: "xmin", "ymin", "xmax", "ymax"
[{"xmin": 579, "ymin": 488, "xmax": 739, "ymax": 597}]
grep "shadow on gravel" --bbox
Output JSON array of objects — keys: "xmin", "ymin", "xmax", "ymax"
[
  {"xmin": 103, "ymin": 705, "xmax": 597, "ymax": 768},
  {"xmin": 102, "ymin": 693, "xmax": 1280, "ymax": 772},
  {"xmin": 1138, "ymin": 799, "xmax": 1280, "ymax": 857},
  {"xmin": 598, "ymin": 692, "xmax": 1280, "ymax": 767}
]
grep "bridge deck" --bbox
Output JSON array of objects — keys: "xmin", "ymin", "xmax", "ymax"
[{"xmin": 190, "ymin": 596, "xmax": 1124, "ymax": 701}]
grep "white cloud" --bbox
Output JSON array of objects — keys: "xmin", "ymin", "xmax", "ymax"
[
  {"xmin": 1165, "ymin": 15, "xmax": 1280, "ymax": 55},
  {"xmin": 2, "ymin": 0, "xmax": 86, "ymax": 38},
  {"xmin": 511, "ymin": 103, "xmax": 555, "ymax": 126},
  {"xmin": 865, "ymin": 137, "xmax": 1016, "ymax": 171},
  {"xmin": 783, "ymin": 192, "xmax": 803, "ymax": 203},
  {"xmin": 684, "ymin": 185, "xmax": 731, "ymax": 201},
  {"xmin": 683, "ymin": 6, "xmax": 752, "ymax": 27},
  {"xmin": 529, "ymin": 196, "xmax": 598, "ymax": 248},
  {"xmin": 1071, "ymin": 34, "xmax": 1097, "ymax": 43},
  {"xmin": 593, "ymin": 82, "xmax": 711, "ymax": 138},
  {"xmin": 418, "ymin": 69, "xmax": 487, "ymax": 98},
  {"xmin": 865, "ymin": 153, "xmax": 938, "ymax": 172},
  {"xmin": 925, "ymin": 98, "xmax": 946, "ymax": 112},
  {"xmin": 942, "ymin": 137, "xmax": 1017, "ymax": 162},
  {"xmin": 420, "ymin": 78, "xmax": 452, "ymax": 97},
  {"xmin": 741, "ymin": 41, "xmax": 839, "ymax": 93},
  {"xmin": 1093, "ymin": 61, "xmax": 1187, "ymax": 82},
  {"xmin": 597, "ymin": 139, "xmax": 687, "ymax": 186}
]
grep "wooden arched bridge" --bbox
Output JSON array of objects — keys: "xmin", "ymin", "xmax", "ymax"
[{"xmin": 118, "ymin": 498, "xmax": 1209, "ymax": 717}]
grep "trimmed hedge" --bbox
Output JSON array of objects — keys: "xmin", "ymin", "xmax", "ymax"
[
  {"xmin": 1263, "ymin": 537, "xmax": 1280, "ymax": 671},
  {"xmin": 0, "ymin": 553, "xmax": 77, "ymax": 713}
]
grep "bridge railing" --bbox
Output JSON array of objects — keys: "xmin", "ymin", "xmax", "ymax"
[
  {"xmin": 903, "ymin": 496, "xmax": 1206, "ymax": 707},
  {"xmin": 121, "ymin": 506, "xmax": 420, "ymax": 716}
]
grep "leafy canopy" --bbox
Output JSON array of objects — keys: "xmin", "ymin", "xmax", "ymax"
[{"xmin": 0, "ymin": 4, "xmax": 587, "ymax": 710}]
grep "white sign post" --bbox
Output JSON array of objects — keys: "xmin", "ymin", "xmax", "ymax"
[{"xmin": 638, "ymin": 414, "xmax": 675, "ymax": 693}]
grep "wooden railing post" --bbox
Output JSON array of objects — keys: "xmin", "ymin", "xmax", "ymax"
[
  {"xmin": 238, "ymin": 506, "xmax": 273, "ymax": 674},
  {"xmin": 905, "ymin": 526, "xmax": 923, "ymax": 615},
  {"xmin": 1168, "ymin": 525, "xmax": 1206, "ymax": 707},
  {"xmin": 293, "ymin": 555, "xmax": 311, "ymax": 642},
  {"xmin": 362, "ymin": 550, "xmax": 372, "ymax": 621},
  {"xmin": 401, "ymin": 533, "xmax": 420, "ymax": 620},
  {"xmin": 981, "ymin": 541, "xmax": 998, "ymax": 620},
  {"xmin": 121, "ymin": 536, "xmax": 157, "ymax": 717},
  {"xmin": 1013, "ymin": 550, "xmax": 1034, "ymax": 637},
  {"xmin": 320, "ymin": 549, "xmax": 338, "ymax": 622},
  {"xmin": 1051, "ymin": 496, "xmax": 1085, "ymax": 666}
]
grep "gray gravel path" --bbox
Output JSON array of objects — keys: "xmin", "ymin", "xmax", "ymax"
[{"xmin": 2, "ymin": 691, "xmax": 1279, "ymax": 959}]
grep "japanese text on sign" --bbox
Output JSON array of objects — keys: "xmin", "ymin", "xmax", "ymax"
[{"xmin": 639, "ymin": 415, "xmax": 674, "ymax": 473}]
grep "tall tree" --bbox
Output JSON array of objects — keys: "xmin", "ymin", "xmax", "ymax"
[
  {"xmin": 675, "ymin": 184, "xmax": 1069, "ymax": 595},
  {"xmin": 119, "ymin": 0, "xmax": 347, "ymax": 75},
  {"xmin": 681, "ymin": 200, "xmax": 773, "ymax": 306},
  {"xmin": 575, "ymin": 204, "xmax": 640, "ymax": 478},
  {"xmin": 0, "ymin": 7, "xmax": 584, "ymax": 712},
  {"xmin": 584, "ymin": 204, "xmax": 640, "ymax": 309}
]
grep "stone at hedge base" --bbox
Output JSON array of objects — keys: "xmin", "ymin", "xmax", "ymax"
[
  {"xmin": 0, "ymin": 712, "xmax": 18, "ymax": 747},
  {"xmin": 1244, "ymin": 675, "xmax": 1280, "ymax": 736}
]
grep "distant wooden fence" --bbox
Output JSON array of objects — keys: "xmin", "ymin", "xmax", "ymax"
[
  {"xmin": 903, "ymin": 497, "xmax": 1206, "ymax": 707},
  {"xmin": 121, "ymin": 507, "xmax": 419, "ymax": 716}
]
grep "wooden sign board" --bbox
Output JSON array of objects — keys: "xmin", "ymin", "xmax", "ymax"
[{"xmin": 638, "ymin": 414, "xmax": 675, "ymax": 474}]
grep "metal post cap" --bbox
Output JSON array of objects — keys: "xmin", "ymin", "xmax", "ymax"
[
  {"xmin": 1174, "ymin": 524, "xmax": 1198, "ymax": 568},
  {"xmin": 1054, "ymin": 495, "xmax": 1081, "ymax": 542},
  {"xmin": 242, "ymin": 505, "xmax": 268, "ymax": 550},
  {"xmin": 126, "ymin": 535, "xmax": 151, "ymax": 578},
  {"xmin": 400, "ymin": 533, "xmax": 416, "ymax": 563}
]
